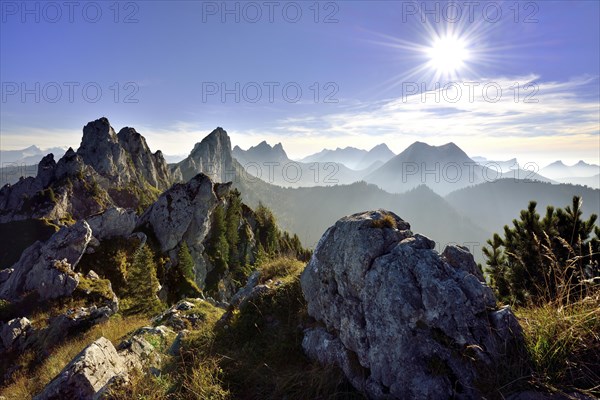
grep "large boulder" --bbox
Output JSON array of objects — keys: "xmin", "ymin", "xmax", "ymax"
[
  {"xmin": 137, "ymin": 174, "xmax": 223, "ymax": 286},
  {"xmin": 33, "ymin": 337, "xmax": 127, "ymax": 400},
  {"xmin": 0, "ymin": 221, "xmax": 92, "ymax": 301},
  {"xmin": 35, "ymin": 327, "xmax": 175, "ymax": 399},
  {"xmin": 301, "ymin": 210, "xmax": 524, "ymax": 399},
  {"xmin": 86, "ymin": 207, "xmax": 138, "ymax": 240}
]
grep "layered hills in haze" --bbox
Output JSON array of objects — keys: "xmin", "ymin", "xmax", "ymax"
[
  {"xmin": 2, "ymin": 118, "xmax": 598, "ymax": 265},
  {"xmin": 299, "ymin": 143, "xmax": 395, "ymax": 170}
]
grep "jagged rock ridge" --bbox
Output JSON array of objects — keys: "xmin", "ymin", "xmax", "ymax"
[
  {"xmin": 172, "ymin": 127, "xmax": 235, "ymax": 183},
  {"xmin": 0, "ymin": 117, "xmax": 174, "ymax": 224}
]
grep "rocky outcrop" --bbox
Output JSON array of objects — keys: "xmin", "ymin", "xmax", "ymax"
[
  {"xmin": 137, "ymin": 174, "xmax": 222, "ymax": 287},
  {"xmin": 0, "ymin": 221, "xmax": 92, "ymax": 301},
  {"xmin": 76, "ymin": 119, "xmax": 172, "ymax": 190},
  {"xmin": 35, "ymin": 326, "xmax": 175, "ymax": 400},
  {"xmin": 174, "ymin": 127, "xmax": 235, "ymax": 183},
  {"xmin": 86, "ymin": 207, "xmax": 138, "ymax": 241},
  {"xmin": 118, "ymin": 325, "xmax": 174, "ymax": 376},
  {"xmin": 77, "ymin": 118, "xmax": 131, "ymax": 184},
  {"xmin": 301, "ymin": 210, "xmax": 524, "ymax": 399},
  {"xmin": 33, "ymin": 337, "xmax": 127, "ymax": 400},
  {"xmin": 45, "ymin": 303, "xmax": 118, "ymax": 344},
  {"xmin": 0, "ymin": 117, "xmax": 173, "ymax": 225},
  {"xmin": 0, "ymin": 317, "xmax": 31, "ymax": 351},
  {"xmin": 117, "ymin": 127, "xmax": 172, "ymax": 191}
]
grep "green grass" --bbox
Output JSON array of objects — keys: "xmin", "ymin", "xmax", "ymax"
[
  {"xmin": 74, "ymin": 275, "xmax": 115, "ymax": 304},
  {"xmin": 516, "ymin": 295, "xmax": 600, "ymax": 395},
  {"xmin": 257, "ymin": 257, "xmax": 305, "ymax": 284},
  {"xmin": 0, "ymin": 314, "xmax": 149, "ymax": 400},
  {"xmin": 110, "ymin": 258, "xmax": 362, "ymax": 400},
  {"xmin": 185, "ymin": 259, "xmax": 362, "ymax": 400}
]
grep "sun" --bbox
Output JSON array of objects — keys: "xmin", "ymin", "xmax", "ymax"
[{"xmin": 426, "ymin": 35, "xmax": 471, "ymax": 77}]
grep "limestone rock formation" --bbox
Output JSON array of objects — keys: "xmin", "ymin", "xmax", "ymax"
[
  {"xmin": 35, "ymin": 326, "xmax": 175, "ymax": 400},
  {"xmin": 77, "ymin": 118, "xmax": 131, "ymax": 183},
  {"xmin": 0, "ymin": 117, "xmax": 173, "ymax": 224},
  {"xmin": 0, "ymin": 317, "xmax": 31, "ymax": 351},
  {"xmin": 117, "ymin": 127, "xmax": 172, "ymax": 190},
  {"xmin": 33, "ymin": 337, "xmax": 127, "ymax": 400},
  {"xmin": 86, "ymin": 207, "xmax": 138, "ymax": 241},
  {"xmin": 138, "ymin": 173, "xmax": 221, "ymax": 286},
  {"xmin": 0, "ymin": 221, "xmax": 92, "ymax": 301},
  {"xmin": 301, "ymin": 210, "xmax": 524, "ymax": 399},
  {"xmin": 173, "ymin": 127, "xmax": 235, "ymax": 183}
]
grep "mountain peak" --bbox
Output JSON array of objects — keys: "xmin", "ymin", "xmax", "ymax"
[
  {"xmin": 233, "ymin": 139, "xmax": 289, "ymax": 165},
  {"xmin": 370, "ymin": 143, "xmax": 390, "ymax": 151},
  {"xmin": 23, "ymin": 145, "xmax": 42, "ymax": 152},
  {"xmin": 80, "ymin": 117, "xmax": 118, "ymax": 145},
  {"xmin": 547, "ymin": 160, "xmax": 566, "ymax": 168},
  {"xmin": 178, "ymin": 127, "xmax": 234, "ymax": 183}
]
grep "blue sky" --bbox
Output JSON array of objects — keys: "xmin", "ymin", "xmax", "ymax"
[{"xmin": 1, "ymin": 0, "xmax": 599, "ymax": 166}]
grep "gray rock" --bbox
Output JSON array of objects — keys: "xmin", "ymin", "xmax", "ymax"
[
  {"xmin": 117, "ymin": 127, "xmax": 173, "ymax": 191},
  {"xmin": 168, "ymin": 330, "xmax": 189, "ymax": 356},
  {"xmin": 0, "ymin": 268, "xmax": 12, "ymax": 284},
  {"xmin": 45, "ymin": 304, "xmax": 117, "ymax": 344},
  {"xmin": 175, "ymin": 300, "xmax": 195, "ymax": 311},
  {"xmin": 35, "ymin": 325, "xmax": 168, "ymax": 399},
  {"xmin": 117, "ymin": 326, "xmax": 172, "ymax": 375},
  {"xmin": 230, "ymin": 270, "xmax": 261, "ymax": 307},
  {"xmin": 0, "ymin": 117, "xmax": 174, "ymax": 224},
  {"xmin": 0, "ymin": 147, "xmax": 102, "ymax": 223},
  {"xmin": 0, "ymin": 317, "xmax": 31, "ymax": 350},
  {"xmin": 138, "ymin": 174, "xmax": 220, "ymax": 286},
  {"xmin": 301, "ymin": 210, "xmax": 524, "ymax": 399},
  {"xmin": 118, "ymin": 335, "xmax": 161, "ymax": 374},
  {"xmin": 77, "ymin": 118, "xmax": 128, "ymax": 183},
  {"xmin": 174, "ymin": 127, "xmax": 235, "ymax": 183},
  {"xmin": 302, "ymin": 327, "xmax": 366, "ymax": 392},
  {"xmin": 34, "ymin": 259, "xmax": 80, "ymax": 300},
  {"xmin": 33, "ymin": 337, "xmax": 128, "ymax": 400},
  {"xmin": 0, "ymin": 221, "xmax": 91, "ymax": 301},
  {"xmin": 86, "ymin": 207, "xmax": 138, "ymax": 240}
]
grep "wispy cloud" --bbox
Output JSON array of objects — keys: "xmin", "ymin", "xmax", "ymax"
[
  {"xmin": 1, "ymin": 76, "xmax": 598, "ymax": 165},
  {"xmin": 273, "ymin": 75, "xmax": 599, "ymax": 139}
]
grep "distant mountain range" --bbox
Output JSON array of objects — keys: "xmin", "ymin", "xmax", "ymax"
[
  {"xmin": 299, "ymin": 144, "xmax": 395, "ymax": 171},
  {"xmin": 1, "ymin": 145, "xmax": 67, "ymax": 166},
  {"xmin": 1, "ymin": 118, "xmax": 598, "ymax": 266},
  {"xmin": 5, "ymin": 138, "xmax": 598, "ymax": 194},
  {"xmin": 446, "ymin": 179, "xmax": 600, "ymax": 237},
  {"xmin": 184, "ymin": 134, "xmax": 491, "ymax": 261},
  {"xmin": 472, "ymin": 157, "xmax": 519, "ymax": 173},
  {"xmin": 540, "ymin": 160, "xmax": 600, "ymax": 180},
  {"xmin": 361, "ymin": 142, "xmax": 551, "ymax": 196},
  {"xmin": 171, "ymin": 128, "xmax": 598, "ymax": 263},
  {"xmin": 231, "ymin": 141, "xmax": 372, "ymax": 187}
]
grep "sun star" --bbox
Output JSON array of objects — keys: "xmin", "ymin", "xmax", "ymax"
[{"xmin": 426, "ymin": 35, "xmax": 471, "ymax": 77}]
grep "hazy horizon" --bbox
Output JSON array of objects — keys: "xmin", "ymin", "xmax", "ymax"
[{"xmin": 2, "ymin": 121, "xmax": 598, "ymax": 169}]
